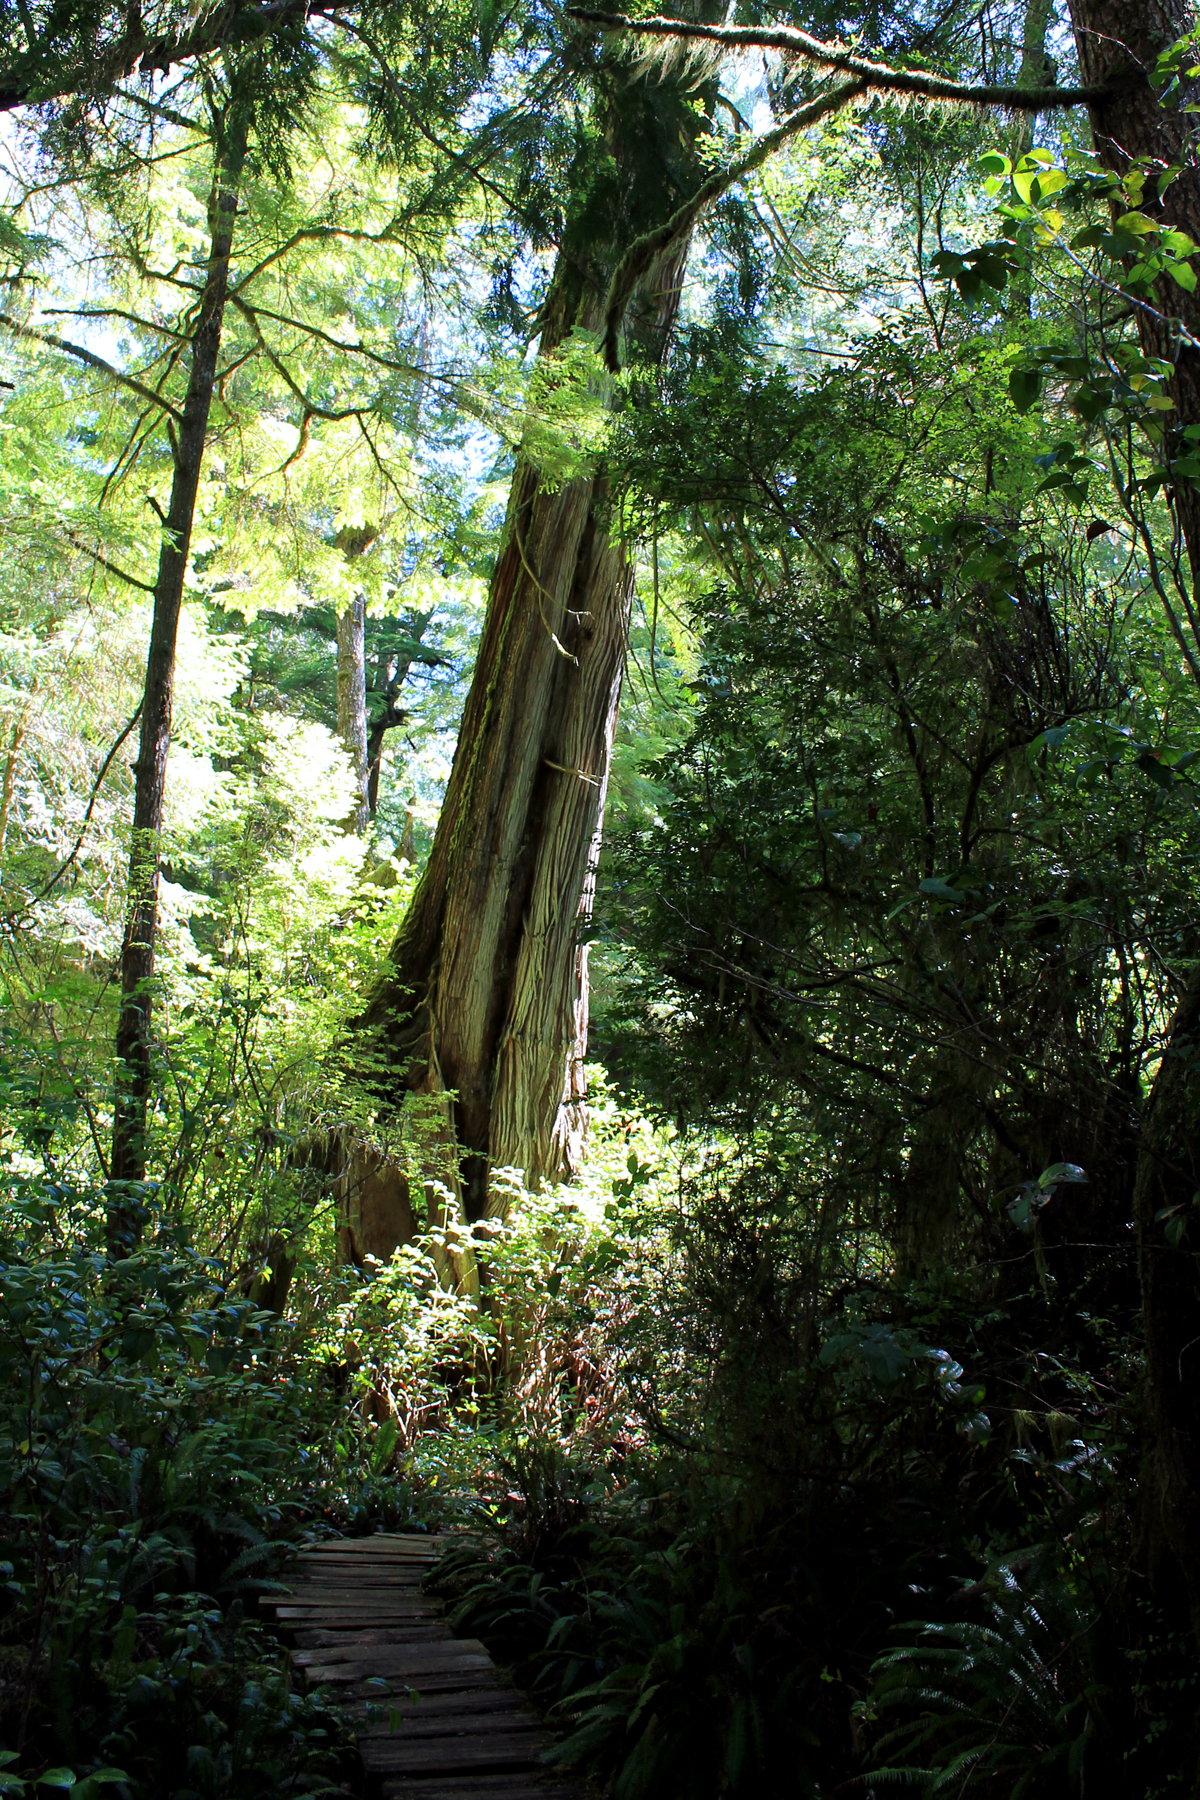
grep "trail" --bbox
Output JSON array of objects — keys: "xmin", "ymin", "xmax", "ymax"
[{"xmin": 260, "ymin": 1532, "xmax": 584, "ymax": 1800}]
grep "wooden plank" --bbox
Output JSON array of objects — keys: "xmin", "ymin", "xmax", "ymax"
[
  {"xmin": 351, "ymin": 1689, "xmax": 527, "ymax": 1721},
  {"xmin": 296, "ymin": 1538, "xmax": 445, "ymax": 1554},
  {"xmin": 286, "ymin": 1569, "xmax": 428, "ymax": 1582},
  {"xmin": 381, "ymin": 1785, "xmax": 573, "ymax": 1800},
  {"xmin": 358, "ymin": 1709, "xmax": 542, "ymax": 1740},
  {"xmin": 299, "ymin": 1655, "xmax": 494, "ymax": 1685},
  {"xmin": 271, "ymin": 1605, "xmax": 438, "ymax": 1620},
  {"xmin": 294, "ymin": 1553, "xmax": 438, "ymax": 1565},
  {"xmin": 294, "ymin": 1650, "xmax": 481, "ymax": 1672},
  {"xmin": 360, "ymin": 1732, "xmax": 550, "ymax": 1773},
  {"xmin": 293, "ymin": 1638, "xmax": 488, "ymax": 1667},
  {"xmin": 335, "ymin": 1670, "xmax": 503, "ymax": 1699},
  {"xmin": 270, "ymin": 1596, "xmax": 438, "ymax": 1607},
  {"xmin": 296, "ymin": 1543, "xmax": 440, "ymax": 1552},
  {"xmin": 279, "ymin": 1596, "xmax": 431, "ymax": 1609},
  {"xmin": 291, "ymin": 1624, "xmax": 455, "ymax": 1648},
  {"xmin": 259, "ymin": 1536, "xmax": 580, "ymax": 1797},
  {"xmin": 294, "ymin": 1633, "xmax": 486, "ymax": 1659}
]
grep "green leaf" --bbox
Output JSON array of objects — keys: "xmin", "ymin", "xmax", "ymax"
[
  {"xmin": 919, "ymin": 877, "xmax": 964, "ymax": 904},
  {"xmin": 1074, "ymin": 384, "xmax": 1112, "ymax": 423},
  {"xmin": 1009, "ymin": 367, "xmax": 1042, "ymax": 414},
  {"xmin": 1038, "ymin": 1163, "xmax": 1087, "ymax": 1189}
]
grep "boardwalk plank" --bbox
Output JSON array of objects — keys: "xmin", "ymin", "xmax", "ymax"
[
  {"xmin": 292, "ymin": 1624, "xmax": 455, "ymax": 1647},
  {"xmin": 360, "ymin": 1732, "xmax": 551, "ymax": 1772},
  {"xmin": 293, "ymin": 1637, "xmax": 489, "ymax": 1666},
  {"xmin": 359, "ymin": 1709, "xmax": 543, "ymax": 1739},
  {"xmin": 381, "ymin": 1786, "xmax": 577, "ymax": 1800},
  {"xmin": 263, "ymin": 1534, "xmax": 580, "ymax": 1799},
  {"xmin": 352, "ymin": 1690, "xmax": 530, "ymax": 1721}
]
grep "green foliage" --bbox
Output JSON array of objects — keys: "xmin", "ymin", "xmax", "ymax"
[
  {"xmin": 0, "ymin": 1177, "xmax": 351, "ymax": 1796},
  {"xmin": 867, "ymin": 1560, "xmax": 1102, "ymax": 1796},
  {"xmin": 3, "ymin": 7, "xmax": 1200, "ymax": 1800}
]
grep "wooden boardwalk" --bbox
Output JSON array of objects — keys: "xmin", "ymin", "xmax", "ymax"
[{"xmin": 260, "ymin": 1533, "xmax": 583, "ymax": 1800}]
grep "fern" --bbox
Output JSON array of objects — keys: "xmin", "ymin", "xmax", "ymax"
[{"xmin": 863, "ymin": 1559, "xmax": 1103, "ymax": 1797}]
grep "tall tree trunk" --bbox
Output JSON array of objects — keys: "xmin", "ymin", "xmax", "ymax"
[
  {"xmin": 348, "ymin": 48, "xmax": 711, "ymax": 1257},
  {"xmin": 366, "ymin": 613, "xmax": 432, "ymax": 816},
  {"xmin": 337, "ymin": 592, "xmax": 371, "ymax": 835},
  {"xmin": 1129, "ymin": 966, "xmax": 1200, "ymax": 1639},
  {"xmin": 108, "ymin": 110, "xmax": 248, "ymax": 1237},
  {"xmin": 1066, "ymin": 0, "xmax": 1200, "ymax": 1652},
  {"xmin": 354, "ymin": 270, "xmax": 640, "ymax": 1240},
  {"xmin": 1067, "ymin": 0, "xmax": 1200, "ymax": 590}
]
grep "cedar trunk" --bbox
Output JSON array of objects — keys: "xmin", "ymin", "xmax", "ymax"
[
  {"xmin": 1067, "ymin": 0, "xmax": 1200, "ymax": 590},
  {"xmin": 109, "ymin": 114, "xmax": 247, "ymax": 1233},
  {"xmin": 355, "ymin": 271, "xmax": 640, "ymax": 1234},
  {"xmin": 1066, "ymin": 0, "xmax": 1200, "ymax": 1643},
  {"xmin": 348, "ymin": 147, "xmax": 700, "ymax": 1257}
]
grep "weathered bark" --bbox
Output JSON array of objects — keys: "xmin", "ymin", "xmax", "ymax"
[
  {"xmin": 337, "ymin": 1141, "xmax": 417, "ymax": 1265},
  {"xmin": 359, "ymin": 271, "xmax": 640, "ymax": 1227},
  {"xmin": 1065, "ymin": 0, "xmax": 1200, "ymax": 1655},
  {"xmin": 109, "ymin": 110, "xmax": 248, "ymax": 1232},
  {"xmin": 336, "ymin": 593, "xmax": 371, "ymax": 835},
  {"xmin": 350, "ymin": 48, "xmax": 710, "ymax": 1252},
  {"xmin": 1130, "ymin": 967, "xmax": 1200, "ymax": 1636},
  {"xmin": 1067, "ymin": 0, "xmax": 1200, "ymax": 591}
]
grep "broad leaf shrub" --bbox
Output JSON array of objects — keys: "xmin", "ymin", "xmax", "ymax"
[
  {"xmin": 0, "ymin": 1175, "xmax": 353, "ymax": 1797},
  {"xmin": 437, "ymin": 1148, "xmax": 1192, "ymax": 1799}
]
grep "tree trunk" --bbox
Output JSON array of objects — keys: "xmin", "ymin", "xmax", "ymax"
[
  {"xmin": 108, "ymin": 110, "xmax": 248, "ymax": 1236},
  {"xmin": 1130, "ymin": 968, "xmax": 1200, "ymax": 1628},
  {"xmin": 366, "ymin": 613, "xmax": 432, "ymax": 816},
  {"xmin": 337, "ymin": 593, "xmax": 371, "ymax": 835},
  {"xmin": 357, "ymin": 269, "xmax": 640, "ymax": 1231},
  {"xmin": 1064, "ymin": 0, "xmax": 1200, "ymax": 1656},
  {"xmin": 349, "ymin": 52, "xmax": 711, "ymax": 1255},
  {"xmin": 1067, "ymin": 0, "xmax": 1200, "ymax": 591}
]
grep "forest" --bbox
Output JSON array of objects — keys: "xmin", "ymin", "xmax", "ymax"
[{"xmin": 1, "ymin": 0, "xmax": 1199, "ymax": 1792}]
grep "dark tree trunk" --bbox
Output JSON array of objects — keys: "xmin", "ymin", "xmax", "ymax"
[
  {"xmin": 347, "ymin": 46, "xmax": 713, "ymax": 1260},
  {"xmin": 1067, "ymin": 0, "xmax": 1200, "ymax": 591},
  {"xmin": 366, "ymin": 613, "xmax": 431, "ymax": 816},
  {"xmin": 1067, "ymin": 0, "xmax": 1200, "ymax": 1653},
  {"xmin": 1129, "ymin": 966, "xmax": 1200, "ymax": 1638},
  {"xmin": 108, "ymin": 111, "xmax": 248, "ymax": 1238},
  {"xmin": 352, "ymin": 268, "xmax": 643, "ymax": 1247},
  {"xmin": 337, "ymin": 593, "xmax": 371, "ymax": 835}
]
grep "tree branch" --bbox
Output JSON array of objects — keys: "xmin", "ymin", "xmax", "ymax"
[
  {"xmin": 226, "ymin": 291, "xmax": 371, "ymax": 420},
  {"xmin": 566, "ymin": 9, "xmax": 1110, "ymax": 111},
  {"xmin": 10, "ymin": 703, "xmax": 143, "ymax": 920},
  {"xmin": 62, "ymin": 530, "xmax": 157, "ymax": 593},
  {"xmin": 0, "ymin": 312, "xmax": 183, "ymax": 416},
  {"xmin": 600, "ymin": 77, "xmax": 866, "ymax": 370},
  {"xmin": 0, "ymin": 0, "xmax": 355, "ymax": 113}
]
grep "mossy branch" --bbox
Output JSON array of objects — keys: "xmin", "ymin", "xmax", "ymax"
[{"xmin": 566, "ymin": 9, "xmax": 1110, "ymax": 113}]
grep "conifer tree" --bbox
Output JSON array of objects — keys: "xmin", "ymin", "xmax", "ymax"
[{"xmin": 349, "ymin": 14, "xmax": 723, "ymax": 1246}]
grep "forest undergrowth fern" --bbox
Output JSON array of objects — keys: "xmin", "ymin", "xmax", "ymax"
[{"xmin": 863, "ymin": 1558, "xmax": 1102, "ymax": 1797}]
